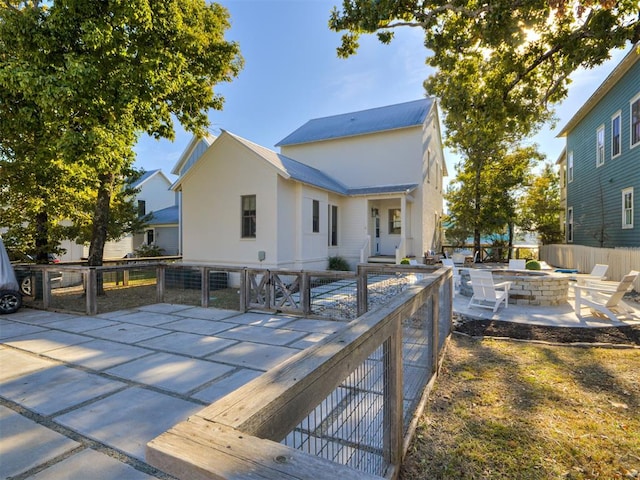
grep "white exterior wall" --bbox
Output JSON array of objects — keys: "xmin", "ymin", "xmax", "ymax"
[
  {"xmin": 338, "ymin": 197, "xmax": 368, "ymax": 267},
  {"xmin": 280, "ymin": 127, "xmax": 423, "ymax": 188},
  {"xmin": 420, "ymin": 110, "xmax": 446, "ymax": 254},
  {"xmin": 137, "ymin": 173, "xmax": 174, "ymax": 214},
  {"xmin": 181, "ymin": 137, "xmax": 280, "ymax": 267}
]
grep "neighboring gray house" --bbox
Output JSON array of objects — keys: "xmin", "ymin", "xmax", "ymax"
[{"xmin": 557, "ymin": 46, "xmax": 639, "ymax": 247}]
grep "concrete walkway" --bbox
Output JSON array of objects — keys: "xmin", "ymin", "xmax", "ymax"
[
  {"xmin": 2, "ymin": 292, "xmax": 639, "ymax": 479},
  {"xmin": 0, "ymin": 305, "xmax": 345, "ymax": 479}
]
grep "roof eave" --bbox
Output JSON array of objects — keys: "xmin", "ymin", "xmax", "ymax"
[{"xmin": 557, "ymin": 45, "xmax": 639, "ymax": 138}]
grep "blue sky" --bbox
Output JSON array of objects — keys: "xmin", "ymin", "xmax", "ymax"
[{"xmin": 133, "ymin": 0, "xmax": 632, "ymax": 181}]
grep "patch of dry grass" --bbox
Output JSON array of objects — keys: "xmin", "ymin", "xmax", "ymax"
[
  {"xmin": 401, "ymin": 335, "xmax": 640, "ymax": 479},
  {"xmin": 26, "ymin": 282, "xmax": 241, "ymax": 314}
]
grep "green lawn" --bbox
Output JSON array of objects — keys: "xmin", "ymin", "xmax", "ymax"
[{"xmin": 401, "ymin": 335, "xmax": 640, "ymax": 479}]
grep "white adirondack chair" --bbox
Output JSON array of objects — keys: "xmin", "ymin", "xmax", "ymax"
[
  {"xmin": 442, "ymin": 258, "xmax": 460, "ymax": 293},
  {"xmin": 467, "ymin": 269, "xmax": 512, "ymax": 312},
  {"xmin": 573, "ymin": 270, "xmax": 639, "ymax": 322},
  {"xmin": 508, "ymin": 259, "xmax": 526, "ymax": 270}
]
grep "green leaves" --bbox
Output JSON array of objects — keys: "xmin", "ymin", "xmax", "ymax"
[{"xmin": 0, "ymin": 0, "xmax": 242, "ymax": 263}]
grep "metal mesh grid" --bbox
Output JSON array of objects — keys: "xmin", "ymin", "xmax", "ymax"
[
  {"xmin": 308, "ymin": 273, "xmax": 358, "ymax": 320},
  {"xmin": 282, "ymin": 344, "xmax": 389, "ymax": 476},
  {"xmin": 401, "ymin": 300, "xmax": 433, "ymax": 432}
]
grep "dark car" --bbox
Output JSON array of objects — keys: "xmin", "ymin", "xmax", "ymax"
[{"xmin": 0, "ymin": 237, "xmax": 22, "ymax": 314}]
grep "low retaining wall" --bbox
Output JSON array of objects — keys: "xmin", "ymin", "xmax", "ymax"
[{"xmin": 460, "ymin": 269, "xmax": 569, "ymax": 306}]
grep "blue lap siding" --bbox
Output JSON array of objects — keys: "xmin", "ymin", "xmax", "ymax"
[{"xmin": 563, "ymin": 51, "xmax": 639, "ymax": 247}]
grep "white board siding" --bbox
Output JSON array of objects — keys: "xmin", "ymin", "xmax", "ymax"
[
  {"xmin": 181, "ymin": 136, "xmax": 279, "ymax": 266},
  {"xmin": 280, "ymin": 127, "xmax": 423, "ymax": 188},
  {"xmin": 136, "ymin": 173, "xmax": 174, "ymax": 214}
]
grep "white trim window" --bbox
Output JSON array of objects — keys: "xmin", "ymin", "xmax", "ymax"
[
  {"xmin": 567, "ymin": 150, "xmax": 574, "ymax": 183},
  {"xmin": 567, "ymin": 207, "xmax": 574, "ymax": 243},
  {"xmin": 241, "ymin": 195, "xmax": 256, "ymax": 239},
  {"xmin": 596, "ymin": 125, "xmax": 605, "ymax": 166},
  {"xmin": 631, "ymin": 93, "xmax": 640, "ymax": 148},
  {"xmin": 611, "ymin": 111, "xmax": 621, "ymax": 158},
  {"xmin": 622, "ymin": 187, "xmax": 634, "ymax": 229}
]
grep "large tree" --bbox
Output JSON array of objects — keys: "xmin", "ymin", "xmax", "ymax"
[
  {"xmin": 330, "ymin": 0, "xmax": 638, "ymax": 258},
  {"xmin": 0, "ymin": 0, "xmax": 242, "ymax": 265},
  {"xmin": 518, "ymin": 163, "xmax": 564, "ymax": 245}
]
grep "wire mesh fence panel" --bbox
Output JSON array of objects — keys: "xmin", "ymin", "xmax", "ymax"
[
  {"xmin": 282, "ymin": 344, "xmax": 389, "ymax": 476},
  {"xmin": 307, "ymin": 273, "xmax": 358, "ymax": 321},
  {"xmin": 401, "ymin": 300, "xmax": 433, "ymax": 432},
  {"xmin": 207, "ymin": 269, "xmax": 241, "ymax": 311},
  {"xmin": 163, "ymin": 266, "xmax": 207, "ymax": 307},
  {"xmin": 91, "ymin": 266, "xmax": 159, "ymax": 313}
]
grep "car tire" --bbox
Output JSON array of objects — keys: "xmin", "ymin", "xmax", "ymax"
[
  {"xmin": 0, "ymin": 290, "xmax": 22, "ymax": 314},
  {"xmin": 20, "ymin": 276, "xmax": 32, "ymax": 296}
]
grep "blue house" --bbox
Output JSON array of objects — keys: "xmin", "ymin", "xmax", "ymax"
[{"xmin": 557, "ymin": 46, "xmax": 640, "ymax": 248}]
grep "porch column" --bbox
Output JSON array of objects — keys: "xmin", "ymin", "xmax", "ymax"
[{"xmin": 400, "ymin": 195, "xmax": 407, "ymax": 259}]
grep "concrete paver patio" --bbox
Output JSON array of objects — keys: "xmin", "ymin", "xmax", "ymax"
[
  {"xmin": 1, "ymin": 292, "xmax": 639, "ymax": 479},
  {"xmin": 1, "ymin": 304, "xmax": 344, "ymax": 479}
]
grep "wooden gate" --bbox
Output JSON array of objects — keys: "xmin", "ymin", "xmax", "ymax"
[{"xmin": 245, "ymin": 269, "xmax": 308, "ymax": 314}]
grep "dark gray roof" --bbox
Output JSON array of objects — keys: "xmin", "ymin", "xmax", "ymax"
[
  {"xmin": 348, "ymin": 184, "xmax": 418, "ymax": 196},
  {"xmin": 227, "ymin": 131, "xmax": 349, "ymax": 195},
  {"xmin": 276, "ymin": 98, "xmax": 433, "ymax": 147},
  {"xmin": 131, "ymin": 169, "xmax": 160, "ymax": 189},
  {"xmin": 148, "ymin": 205, "xmax": 178, "ymax": 225}
]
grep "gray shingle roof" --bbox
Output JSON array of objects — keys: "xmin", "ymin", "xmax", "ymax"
[
  {"xmin": 275, "ymin": 98, "xmax": 433, "ymax": 147},
  {"xmin": 226, "ymin": 131, "xmax": 349, "ymax": 195},
  {"xmin": 131, "ymin": 169, "xmax": 160, "ymax": 189},
  {"xmin": 148, "ymin": 205, "xmax": 178, "ymax": 225}
]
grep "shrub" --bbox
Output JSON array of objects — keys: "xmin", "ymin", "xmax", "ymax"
[
  {"xmin": 400, "ymin": 258, "xmax": 410, "ymax": 264},
  {"xmin": 134, "ymin": 243, "xmax": 165, "ymax": 257},
  {"xmin": 328, "ymin": 256, "xmax": 351, "ymax": 271},
  {"xmin": 526, "ymin": 260, "xmax": 541, "ymax": 270}
]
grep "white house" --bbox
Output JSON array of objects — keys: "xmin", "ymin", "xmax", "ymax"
[
  {"xmin": 59, "ymin": 169, "xmax": 177, "ymax": 260},
  {"xmin": 174, "ymin": 98, "xmax": 447, "ymax": 270}
]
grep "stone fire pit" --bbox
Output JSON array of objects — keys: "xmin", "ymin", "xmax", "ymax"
[{"xmin": 460, "ymin": 268, "xmax": 569, "ymax": 306}]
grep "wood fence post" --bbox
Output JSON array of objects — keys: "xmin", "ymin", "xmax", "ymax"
[
  {"xmin": 86, "ymin": 268, "xmax": 97, "ymax": 315},
  {"xmin": 201, "ymin": 267, "xmax": 210, "ymax": 308},
  {"xmin": 157, "ymin": 265, "xmax": 165, "ymax": 303},
  {"xmin": 357, "ymin": 265, "xmax": 368, "ymax": 317}
]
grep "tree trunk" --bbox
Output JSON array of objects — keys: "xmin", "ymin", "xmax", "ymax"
[
  {"xmin": 473, "ymin": 160, "xmax": 483, "ymax": 262},
  {"xmin": 87, "ymin": 172, "xmax": 114, "ymax": 295},
  {"xmin": 34, "ymin": 210, "xmax": 49, "ymax": 264}
]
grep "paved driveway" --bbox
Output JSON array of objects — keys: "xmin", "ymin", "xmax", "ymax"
[{"xmin": 0, "ymin": 304, "xmax": 345, "ymax": 479}]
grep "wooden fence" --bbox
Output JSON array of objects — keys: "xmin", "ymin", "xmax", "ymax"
[
  {"xmin": 540, "ymin": 244, "xmax": 640, "ymax": 291},
  {"xmin": 147, "ymin": 268, "xmax": 453, "ymax": 479}
]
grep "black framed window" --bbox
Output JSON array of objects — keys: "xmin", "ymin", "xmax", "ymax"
[
  {"xmin": 328, "ymin": 205, "xmax": 338, "ymax": 246},
  {"xmin": 312, "ymin": 200, "xmax": 320, "ymax": 233},
  {"xmin": 241, "ymin": 195, "xmax": 256, "ymax": 238}
]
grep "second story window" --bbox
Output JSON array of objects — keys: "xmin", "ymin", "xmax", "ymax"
[
  {"xmin": 611, "ymin": 112, "xmax": 621, "ymax": 158},
  {"xmin": 596, "ymin": 125, "xmax": 605, "ymax": 167},
  {"xmin": 137, "ymin": 200, "xmax": 146, "ymax": 217},
  {"xmin": 568, "ymin": 151, "xmax": 573, "ymax": 183},
  {"xmin": 567, "ymin": 207, "xmax": 574, "ymax": 243},
  {"xmin": 632, "ymin": 94, "xmax": 640, "ymax": 148},
  {"xmin": 241, "ymin": 195, "xmax": 256, "ymax": 238}
]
